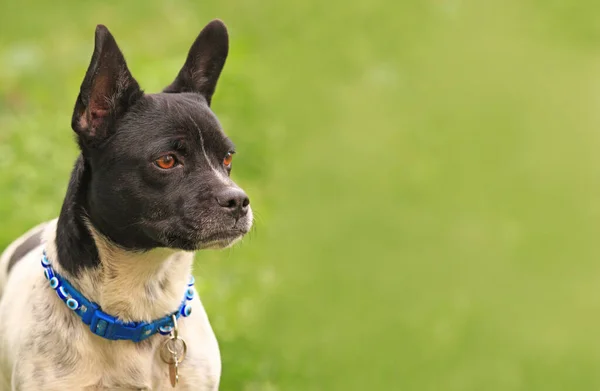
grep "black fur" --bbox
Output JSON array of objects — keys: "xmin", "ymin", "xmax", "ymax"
[
  {"xmin": 56, "ymin": 21, "xmax": 251, "ymax": 276},
  {"xmin": 56, "ymin": 156, "xmax": 101, "ymax": 275}
]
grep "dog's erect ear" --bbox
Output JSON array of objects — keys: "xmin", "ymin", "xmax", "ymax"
[
  {"xmin": 163, "ymin": 20, "xmax": 229, "ymax": 105},
  {"xmin": 72, "ymin": 25, "xmax": 142, "ymax": 146}
]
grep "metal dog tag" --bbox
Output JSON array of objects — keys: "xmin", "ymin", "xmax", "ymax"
[
  {"xmin": 160, "ymin": 336, "xmax": 187, "ymax": 364},
  {"xmin": 160, "ymin": 336, "xmax": 187, "ymax": 387},
  {"xmin": 169, "ymin": 355, "xmax": 179, "ymax": 387},
  {"xmin": 160, "ymin": 316, "xmax": 187, "ymax": 388}
]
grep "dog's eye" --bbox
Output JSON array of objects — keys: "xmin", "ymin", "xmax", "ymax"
[
  {"xmin": 155, "ymin": 154, "xmax": 178, "ymax": 169},
  {"xmin": 223, "ymin": 152, "xmax": 234, "ymax": 169}
]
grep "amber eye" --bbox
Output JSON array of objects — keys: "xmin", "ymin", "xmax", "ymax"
[
  {"xmin": 155, "ymin": 154, "xmax": 178, "ymax": 169},
  {"xmin": 223, "ymin": 152, "xmax": 234, "ymax": 168}
]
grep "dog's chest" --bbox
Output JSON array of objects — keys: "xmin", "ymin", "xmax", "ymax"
[
  {"xmin": 0, "ymin": 229, "xmax": 221, "ymax": 390},
  {"xmin": 1, "ymin": 257, "xmax": 220, "ymax": 391},
  {"xmin": 84, "ymin": 348, "xmax": 214, "ymax": 390},
  {"xmin": 20, "ymin": 328, "xmax": 219, "ymax": 391}
]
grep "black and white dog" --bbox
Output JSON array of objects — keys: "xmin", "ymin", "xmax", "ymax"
[{"xmin": 0, "ymin": 20, "xmax": 252, "ymax": 390}]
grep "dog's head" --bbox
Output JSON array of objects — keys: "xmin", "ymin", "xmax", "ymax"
[{"xmin": 71, "ymin": 20, "xmax": 252, "ymax": 251}]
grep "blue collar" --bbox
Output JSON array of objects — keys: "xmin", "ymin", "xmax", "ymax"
[{"xmin": 41, "ymin": 251, "xmax": 194, "ymax": 342}]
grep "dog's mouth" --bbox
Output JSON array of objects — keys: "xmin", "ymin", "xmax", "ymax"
[
  {"xmin": 195, "ymin": 208, "xmax": 254, "ymax": 250},
  {"xmin": 155, "ymin": 207, "xmax": 253, "ymax": 251}
]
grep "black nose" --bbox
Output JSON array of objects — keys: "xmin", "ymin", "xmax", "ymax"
[{"xmin": 215, "ymin": 188, "xmax": 250, "ymax": 218}]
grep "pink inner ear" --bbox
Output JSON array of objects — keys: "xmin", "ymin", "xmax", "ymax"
[
  {"xmin": 79, "ymin": 114, "xmax": 89, "ymax": 130},
  {"xmin": 89, "ymin": 108, "xmax": 110, "ymax": 131},
  {"xmin": 89, "ymin": 74, "xmax": 112, "ymax": 119},
  {"xmin": 91, "ymin": 108, "xmax": 109, "ymax": 119}
]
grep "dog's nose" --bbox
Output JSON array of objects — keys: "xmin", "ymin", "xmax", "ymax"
[{"xmin": 215, "ymin": 188, "xmax": 250, "ymax": 218}]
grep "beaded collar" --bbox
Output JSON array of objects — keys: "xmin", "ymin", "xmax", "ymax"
[{"xmin": 41, "ymin": 251, "xmax": 194, "ymax": 342}]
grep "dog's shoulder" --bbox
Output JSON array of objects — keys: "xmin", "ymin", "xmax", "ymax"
[
  {"xmin": 0, "ymin": 227, "xmax": 49, "ymax": 386},
  {"xmin": 0, "ymin": 220, "xmax": 53, "ymax": 297}
]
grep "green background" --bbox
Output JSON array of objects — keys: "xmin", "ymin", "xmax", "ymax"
[{"xmin": 1, "ymin": 0, "xmax": 600, "ymax": 389}]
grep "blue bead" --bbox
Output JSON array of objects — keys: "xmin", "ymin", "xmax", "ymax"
[
  {"xmin": 66, "ymin": 298, "xmax": 79, "ymax": 310},
  {"xmin": 158, "ymin": 325, "xmax": 173, "ymax": 335},
  {"xmin": 185, "ymin": 288, "xmax": 194, "ymax": 300},
  {"xmin": 41, "ymin": 253, "xmax": 50, "ymax": 267},
  {"xmin": 49, "ymin": 277, "xmax": 59, "ymax": 289},
  {"xmin": 182, "ymin": 304, "xmax": 192, "ymax": 317},
  {"xmin": 57, "ymin": 286, "xmax": 68, "ymax": 300},
  {"xmin": 188, "ymin": 275, "xmax": 195, "ymax": 286}
]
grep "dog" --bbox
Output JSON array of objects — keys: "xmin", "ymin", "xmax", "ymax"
[{"xmin": 0, "ymin": 19, "xmax": 252, "ymax": 390}]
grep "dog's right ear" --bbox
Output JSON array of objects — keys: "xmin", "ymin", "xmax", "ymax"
[{"xmin": 72, "ymin": 25, "xmax": 142, "ymax": 147}]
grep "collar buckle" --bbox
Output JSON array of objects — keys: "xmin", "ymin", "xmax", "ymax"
[{"xmin": 89, "ymin": 309, "xmax": 159, "ymax": 342}]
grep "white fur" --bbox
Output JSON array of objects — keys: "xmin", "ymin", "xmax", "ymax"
[
  {"xmin": 0, "ymin": 222, "xmax": 46, "ymax": 297},
  {"xmin": 186, "ymin": 112, "xmax": 231, "ymax": 186},
  {"xmin": 0, "ymin": 219, "xmax": 221, "ymax": 390}
]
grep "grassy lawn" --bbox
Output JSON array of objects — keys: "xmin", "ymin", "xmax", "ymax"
[{"xmin": 2, "ymin": 0, "xmax": 600, "ymax": 389}]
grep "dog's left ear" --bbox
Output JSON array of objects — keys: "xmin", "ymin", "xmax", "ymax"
[
  {"xmin": 163, "ymin": 19, "xmax": 229, "ymax": 105},
  {"xmin": 72, "ymin": 25, "xmax": 142, "ymax": 147}
]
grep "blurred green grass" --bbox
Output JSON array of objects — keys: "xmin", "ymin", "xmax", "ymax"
[{"xmin": 2, "ymin": 0, "xmax": 600, "ymax": 389}]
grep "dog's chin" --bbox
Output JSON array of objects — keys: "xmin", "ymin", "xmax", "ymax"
[
  {"xmin": 161, "ymin": 211, "xmax": 253, "ymax": 251},
  {"xmin": 159, "ymin": 228, "xmax": 248, "ymax": 252},
  {"xmin": 198, "ymin": 236, "xmax": 242, "ymax": 250},
  {"xmin": 196, "ymin": 230, "xmax": 246, "ymax": 250}
]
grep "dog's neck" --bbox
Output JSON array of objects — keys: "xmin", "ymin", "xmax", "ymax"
[
  {"xmin": 47, "ymin": 230, "xmax": 193, "ymax": 323},
  {"xmin": 49, "ymin": 155, "xmax": 194, "ymax": 323}
]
